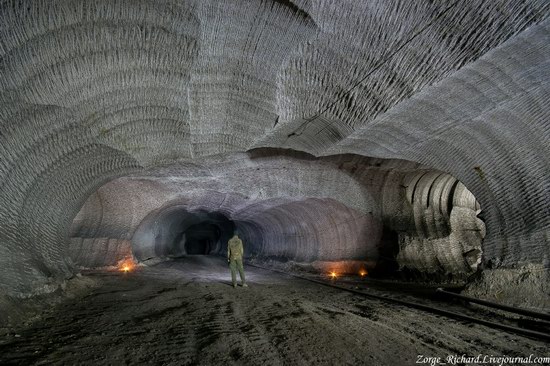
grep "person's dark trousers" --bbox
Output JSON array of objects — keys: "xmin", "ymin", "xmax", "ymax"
[{"xmin": 229, "ymin": 258, "xmax": 246, "ymax": 286}]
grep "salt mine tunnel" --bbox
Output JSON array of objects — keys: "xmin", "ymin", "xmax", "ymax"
[{"xmin": 0, "ymin": 0, "xmax": 549, "ymax": 364}]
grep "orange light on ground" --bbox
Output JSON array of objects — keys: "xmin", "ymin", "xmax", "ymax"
[
  {"xmin": 118, "ymin": 259, "xmax": 136, "ymax": 273},
  {"xmin": 330, "ymin": 271, "xmax": 338, "ymax": 279},
  {"xmin": 359, "ymin": 270, "xmax": 368, "ymax": 277}
]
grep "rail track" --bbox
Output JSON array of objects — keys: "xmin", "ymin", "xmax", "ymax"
[{"xmin": 247, "ymin": 263, "xmax": 550, "ymax": 342}]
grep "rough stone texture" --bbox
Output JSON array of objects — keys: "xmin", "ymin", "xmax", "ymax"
[
  {"xmin": 0, "ymin": 0, "xmax": 548, "ymax": 307},
  {"xmin": 69, "ymin": 151, "xmax": 483, "ymax": 280},
  {"xmin": 2, "ymin": 257, "xmax": 548, "ymax": 365},
  {"xmin": 68, "ymin": 238, "xmax": 132, "ymax": 268},
  {"xmin": 69, "ymin": 152, "xmax": 389, "ymax": 267},
  {"xmin": 326, "ymin": 19, "xmax": 550, "ymax": 267},
  {"xmin": 463, "ymin": 264, "xmax": 550, "ymax": 310},
  {"xmin": 392, "ymin": 174, "xmax": 485, "ymax": 277}
]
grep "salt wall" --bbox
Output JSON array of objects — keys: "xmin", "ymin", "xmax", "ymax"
[{"xmin": 0, "ymin": 1, "xmax": 548, "ymax": 304}]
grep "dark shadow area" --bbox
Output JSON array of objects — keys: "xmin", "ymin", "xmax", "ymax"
[
  {"xmin": 183, "ymin": 222, "xmax": 221, "ymax": 255},
  {"xmin": 370, "ymin": 227, "xmax": 399, "ymax": 278},
  {"xmin": 132, "ymin": 207, "xmax": 235, "ymax": 261},
  {"xmin": 166, "ymin": 211, "xmax": 235, "ymax": 257}
]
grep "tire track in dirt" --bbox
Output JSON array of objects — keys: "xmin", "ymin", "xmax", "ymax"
[
  {"xmin": 226, "ymin": 299, "xmax": 284, "ymax": 365},
  {"xmin": 4, "ymin": 257, "xmax": 549, "ymax": 365}
]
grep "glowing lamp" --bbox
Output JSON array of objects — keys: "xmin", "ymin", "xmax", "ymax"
[{"xmin": 118, "ymin": 259, "xmax": 135, "ymax": 273}]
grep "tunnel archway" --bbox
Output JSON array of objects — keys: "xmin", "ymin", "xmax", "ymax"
[
  {"xmin": 68, "ymin": 154, "xmax": 487, "ymax": 282},
  {"xmin": 374, "ymin": 169, "xmax": 486, "ymax": 281},
  {"xmin": 131, "ymin": 205, "xmax": 235, "ymax": 262}
]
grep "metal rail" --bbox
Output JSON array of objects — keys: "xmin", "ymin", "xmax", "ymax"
[
  {"xmin": 436, "ymin": 288, "xmax": 550, "ymax": 321},
  {"xmin": 247, "ymin": 263, "xmax": 550, "ymax": 342}
]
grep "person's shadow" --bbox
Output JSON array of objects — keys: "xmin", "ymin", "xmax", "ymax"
[{"xmin": 220, "ymin": 281, "xmax": 250, "ymax": 287}]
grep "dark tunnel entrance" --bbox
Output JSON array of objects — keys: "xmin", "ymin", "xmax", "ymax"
[
  {"xmin": 131, "ymin": 206, "xmax": 235, "ymax": 262},
  {"xmin": 128, "ymin": 170, "xmax": 484, "ymax": 283},
  {"xmin": 179, "ymin": 222, "xmax": 222, "ymax": 255}
]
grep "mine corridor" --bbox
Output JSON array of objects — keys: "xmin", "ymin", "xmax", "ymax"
[
  {"xmin": 1, "ymin": 255, "xmax": 549, "ymax": 366},
  {"xmin": 1, "ymin": 0, "xmax": 550, "ymax": 365}
]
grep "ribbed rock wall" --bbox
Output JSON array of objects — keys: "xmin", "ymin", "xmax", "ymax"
[
  {"xmin": 388, "ymin": 172, "xmax": 485, "ymax": 277},
  {"xmin": 68, "ymin": 152, "xmax": 483, "ymax": 279},
  {"xmin": 328, "ymin": 19, "xmax": 550, "ymax": 268},
  {"xmin": 0, "ymin": 0, "xmax": 548, "ymax": 303},
  {"xmin": 69, "ymin": 153, "xmax": 388, "ymax": 267},
  {"xmin": 68, "ymin": 238, "xmax": 132, "ymax": 268},
  {"xmin": 254, "ymin": 1, "xmax": 549, "ymax": 151}
]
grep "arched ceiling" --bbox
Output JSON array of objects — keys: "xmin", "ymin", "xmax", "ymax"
[{"xmin": 0, "ymin": 0, "xmax": 549, "ymax": 297}]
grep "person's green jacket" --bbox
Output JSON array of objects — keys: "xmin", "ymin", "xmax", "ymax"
[{"xmin": 227, "ymin": 235, "xmax": 244, "ymax": 260}]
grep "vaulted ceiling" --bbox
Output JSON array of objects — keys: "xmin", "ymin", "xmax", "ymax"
[{"xmin": 0, "ymin": 0, "xmax": 548, "ymax": 297}]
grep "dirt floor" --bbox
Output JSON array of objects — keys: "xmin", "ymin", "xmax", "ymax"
[{"xmin": 0, "ymin": 256, "xmax": 548, "ymax": 365}]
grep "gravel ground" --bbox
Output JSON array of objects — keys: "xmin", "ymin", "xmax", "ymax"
[{"xmin": 0, "ymin": 256, "xmax": 547, "ymax": 365}]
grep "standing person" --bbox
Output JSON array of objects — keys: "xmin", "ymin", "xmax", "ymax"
[{"xmin": 227, "ymin": 232, "xmax": 247, "ymax": 288}]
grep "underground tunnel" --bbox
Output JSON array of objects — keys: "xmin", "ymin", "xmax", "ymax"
[
  {"xmin": 1, "ymin": 0, "xmax": 549, "ymax": 365},
  {"xmin": 131, "ymin": 207, "xmax": 234, "ymax": 260}
]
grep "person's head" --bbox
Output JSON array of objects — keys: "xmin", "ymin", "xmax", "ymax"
[{"xmin": 233, "ymin": 229, "xmax": 239, "ymax": 237}]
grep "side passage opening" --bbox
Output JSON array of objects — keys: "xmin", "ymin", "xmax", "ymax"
[{"xmin": 375, "ymin": 171, "xmax": 485, "ymax": 282}]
